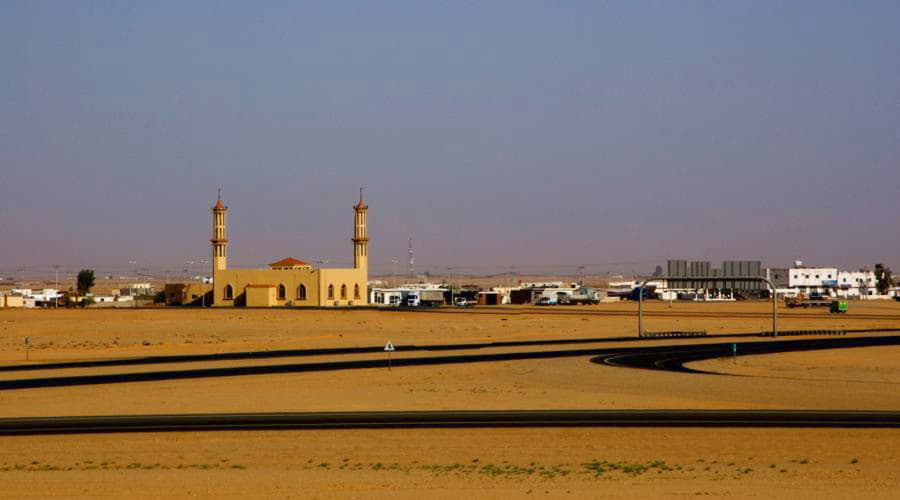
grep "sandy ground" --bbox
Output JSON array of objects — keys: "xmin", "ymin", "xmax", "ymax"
[
  {"xmin": 2, "ymin": 301, "xmax": 899, "ymax": 361},
  {"xmin": 1, "ymin": 428, "xmax": 898, "ymax": 498},
  {"xmin": 688, "ymin": 345, "xmax": 900, "ymax": 383},
  {"xmin": 1, "ymin": 302, "xmax": 899, "ymax": 497}
]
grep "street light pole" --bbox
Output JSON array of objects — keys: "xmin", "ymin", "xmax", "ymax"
[
  {"xmin": 53, "ymin": 265, "xmax": 59, "ymax": 308},
  {"xmin": 199, "ymin": 260, "xmax": 209, "ymax": 307},
  {"xmin": 448, "ymin": 266, "xmax": 453, "ymax": 306}
]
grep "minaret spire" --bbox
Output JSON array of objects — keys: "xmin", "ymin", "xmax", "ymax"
[
  {"xmin": 211, "ymin": 189, "xmax": 228, "ymax": 271},
  {"xmin": 352, "ymin": 188, "xmax": 369, "ymax": 269}
]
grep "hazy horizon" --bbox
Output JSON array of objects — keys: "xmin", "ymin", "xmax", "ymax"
[{"xmin": 2, "ymin": 2, "xmax": 899, "ymax": 275}]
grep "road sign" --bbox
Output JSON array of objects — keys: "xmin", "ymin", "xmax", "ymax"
[{"xmin": 384, "ymin": 341, "xmax": 395, "ymax": 371}]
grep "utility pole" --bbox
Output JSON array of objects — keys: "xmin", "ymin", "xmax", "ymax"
[
  {"xmin": 391, "ymin": 259, "xmax": 399, "ymax": 288},
  {"xmin": 577, "ymin": 266, "xmax": 585, "ymax": 287},
  {"xmin": 447, "ymin": 266, "xmax": 453, "ymax": 306},
  {"xmin": 187, "ymin": 261, "xmax": 194, "ymax": 284},
  {"xmin": 408, "ymin": 236, "xmax": 415, "ymax": 281},
  {"xmin": 200, "ymin": 260, "xmax": 209, "ymax": 307},
  {"xmin": 53, "ymin": 265, "xmax": 59, "ymax": 308}
]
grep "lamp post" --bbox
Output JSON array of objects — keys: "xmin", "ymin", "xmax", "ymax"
[
  {"xmin": 53, "ymin": 265, "xmax": 59, "ymax": 308},
  {"xmin": 447, "ymin": 266, "xmax": 453, "ymax": 306},
  {"xmin": 199, "ymin": 260, "xmax": 209, "ymax": 307}
]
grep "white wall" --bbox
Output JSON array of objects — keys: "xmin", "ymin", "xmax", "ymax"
[{"xmin": 788, "ymin": 268, "xmax": 838, "ymax": 288}]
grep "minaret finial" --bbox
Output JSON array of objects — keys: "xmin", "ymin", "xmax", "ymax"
[
  {"xmin": 214, "ymin": 188, "xmax": 226, "ymax": 210},
  {"xmin": 355, "ymin": 186, "xmax": 367, "ymax": 209}
]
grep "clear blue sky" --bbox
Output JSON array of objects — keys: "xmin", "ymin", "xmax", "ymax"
[{"xmin": 1, "ymin": 1, "xmax": 898, "ymax": 275}]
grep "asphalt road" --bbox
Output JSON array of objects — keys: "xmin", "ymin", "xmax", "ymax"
[
  {"xmin": 1, "ymin": 410, "xmax": 899, "ymax": 435},
  {"xmin": 5, "ymin": 328, "xmax": 898, "ymax": 374},
  {"xmin": 2, "ymin": 335, "xmax": 900, "ymax": 391},
  {"xmin": 593, "ymin": 335, "xmax": 900, "ymax": 373}
]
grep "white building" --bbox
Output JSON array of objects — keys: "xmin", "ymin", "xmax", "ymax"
[
  {"xmin": 369, "ymin": 283, "xmax": 448, "ymax": 307},
  {"xmin": 787, "ymin": 267, "xmax": 838, "ymax": 290},
  {"xmin": 836, "ymin": 270, "xmax": 876, "ymax": 298}
]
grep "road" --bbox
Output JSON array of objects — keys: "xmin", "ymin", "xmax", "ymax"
[
  {"xmin": 1, "ymin": 410, "xmax": 899, "ymax": 435},
  {"xmin": 2, "ymin": 334, "xmax": 900, "ymax": 391}
]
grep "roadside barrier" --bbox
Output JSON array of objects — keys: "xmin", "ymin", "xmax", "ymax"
[
  {"xmin": 640, "ymin": 331, "xmax": 707, "ymax": 338},
  {"xmin": 761, "ymin": 329, "xmax": 847, "ymax": 337}
]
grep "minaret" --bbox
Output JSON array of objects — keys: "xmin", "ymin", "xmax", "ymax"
[
  {"xmin": 211, "ymin": 189, "xmax": 228, "ymax": 271},
  {"xmin": 352, "ymin": 187, "xmax": 368, "ymax": 270}
]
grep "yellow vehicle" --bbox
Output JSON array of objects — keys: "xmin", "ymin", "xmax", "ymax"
[{"xmin": 785, "ymin": 292, "xmax": 831, "ymax": 308}]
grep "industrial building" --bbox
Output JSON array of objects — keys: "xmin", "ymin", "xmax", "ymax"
[{"xmin": 666, "ymin": 260, "xmax": 767, "ymax": 297}]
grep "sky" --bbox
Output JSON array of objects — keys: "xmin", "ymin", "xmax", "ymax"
[{"xmin": 1, "ymin": 1, "xmax": 898, "ymax": 276}]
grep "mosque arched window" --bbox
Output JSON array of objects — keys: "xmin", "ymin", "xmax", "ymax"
[
  {"xmin": 354, "ymin": 284, "xmax": 361, "ymax": 300},
  {"xmin": 224, "ymin": 284, "xmax": 234, "ymax": 300},
  {"xmin": 327, "ymin": 284, "xmax": 334, "ymax": 300},
  {"xmin": 340, "ymin": 284, "xmax": 347, "ymax": 299},
  {"xmin": 297, "ymin": 284, "xmax": 307, "ymax": 300},
  {"xmin": 277, "ymin": 284, "xmax": 286, "ymax": 300}
]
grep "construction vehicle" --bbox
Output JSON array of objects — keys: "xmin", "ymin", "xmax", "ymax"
[{"xmin": 784, "ymin": 292, "xmax": 832, "ymax": 309}]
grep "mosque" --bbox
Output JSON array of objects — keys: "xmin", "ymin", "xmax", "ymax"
[{"xmin": 210, "ymin": 189, "xmax": 369, "ymax": 307}]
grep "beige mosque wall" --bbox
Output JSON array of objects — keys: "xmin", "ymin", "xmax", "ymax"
[{"xmin": 213, "ymin": 268, "xmax": 322, "ymax": 307}]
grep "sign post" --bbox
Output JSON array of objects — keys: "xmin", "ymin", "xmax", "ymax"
[
  {"xmin": 25, "ymin": 336, "xmax": 30, "ymax": 361},
  {"xmin": 384, "ymin": 341, "xmax": 395, "ymax": 371}
]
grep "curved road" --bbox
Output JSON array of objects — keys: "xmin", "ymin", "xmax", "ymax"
[{"xmin": 3, "ymin": 335, "xmax": 900, "ymax": 391}]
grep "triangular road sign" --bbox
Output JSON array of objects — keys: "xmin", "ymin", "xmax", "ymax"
[{"xmin": 384, "ymin": 341, "xmax": 395, "ymax": 352}]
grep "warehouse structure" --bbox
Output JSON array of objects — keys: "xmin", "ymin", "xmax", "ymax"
[{"xmin": 666, "ymin": 260, "xmax": 767, "ymax": 296}]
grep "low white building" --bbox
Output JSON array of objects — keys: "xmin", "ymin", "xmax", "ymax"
[
  {"xmin": 29, "ymin": 289, "xmax": 62, "ymax": 305},
  {"xmin": 835, "ymin": 270, "xmax": 877, "ymax": 298},
  {"xmin": 788, "ymin": 267, "xmax": 839, "ymax": 290},
  {"xmin": 369, "ymin": 283, "xmax": 448, "ymax": 307}
]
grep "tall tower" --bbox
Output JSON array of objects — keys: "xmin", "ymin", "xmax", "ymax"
[
  {"xmin": 211, "ymin": 189, "xmax": 228, "ymax": 271},
  {"xmin": 352, "ymin": 187, "xmax": 368, "ymax": 270}
]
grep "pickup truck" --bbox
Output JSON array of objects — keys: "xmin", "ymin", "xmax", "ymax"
[{"xmin": 454, "ymin": 297, "xmax": 474, "ymax": 307}]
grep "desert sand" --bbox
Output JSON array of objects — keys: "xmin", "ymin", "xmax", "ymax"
[{"xmin": 1, "ymin": 301, "xmax": 899, "ymax": 497}]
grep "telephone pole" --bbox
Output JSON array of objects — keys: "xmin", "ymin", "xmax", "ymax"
[{"xmin": 407, "ymin": 236, "xmax": 415, "ymax": 281}]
